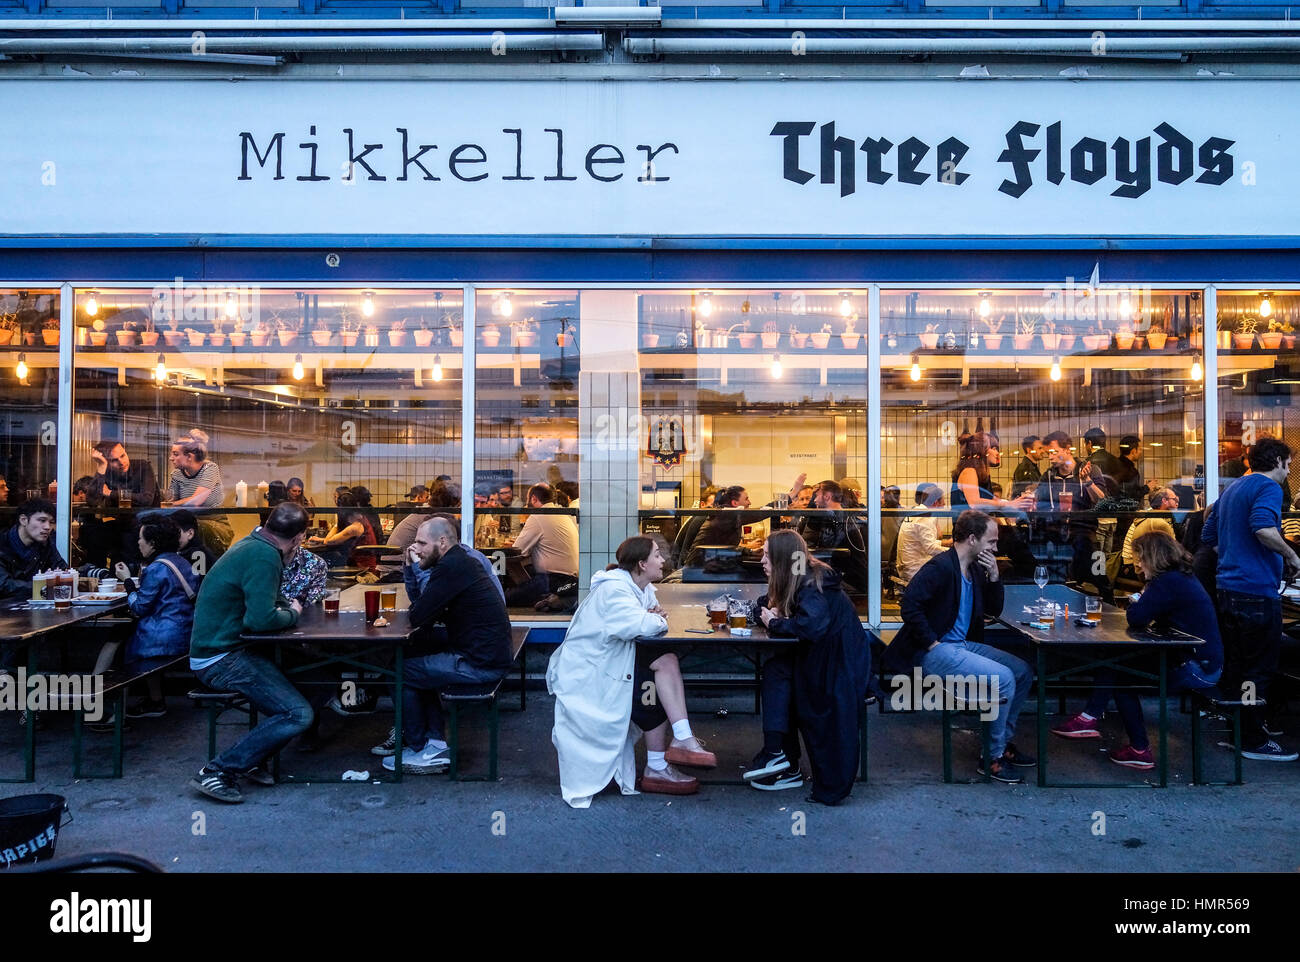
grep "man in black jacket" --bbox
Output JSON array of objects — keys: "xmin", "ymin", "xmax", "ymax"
[
  {"xmin": 381, "ymin": 515, "xmax": 512, "ymax": 774},
  {"xmin": 0, "ymin": 498, "xmax": 66, "ymax": 600},
  {"xmin": 888, "ymin": 510, "xmax": 1034, "ymax": 783}
]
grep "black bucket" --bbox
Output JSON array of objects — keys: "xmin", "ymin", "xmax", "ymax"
[{"xmin": 0, "ymin": 794, "xmax": 71, "ymax": 868}]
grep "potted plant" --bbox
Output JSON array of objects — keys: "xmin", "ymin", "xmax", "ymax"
[
  {"xmin": 115, "ymin": 320, "xmax": 138, "ymax": 347},
  {"xmin": 1012, "ymin": 317, "xmax": 1036, "ymax": 352},
  {"xmin": 209, "ymin": 317, "xmax": 227, "ymax": 347},
  {"xmin": 917, "ymin": 322, "xmax": 940, "ymax": 350},
  {"xmin": 481, "ymin": 322, "xmax": 502, "ymax": 347},
  {"xmin": 1146, "ymin": 323, "xmax": 1169, "ymax": 351},
  {"xmin": 363, "ymin": 323, "xmax": 380, "ymax": 348},
  {"xmin": 734, "ymin": 321, "xmax": 758, "ymax": 349},
  {"xmin": 0, "ymin": 312, "xmax": 16, "ymax": 347},
  {"xmin": 1280, "ymin": 320, "xmax": 1297, "ymax": 350},
  {"xmin": 387, "ymin": 318, "xmax": 408, "ymax": 347},
  {"xmin": 339, "ymin": 315, "xmax": 358, "ymax": 347},
  {"xmin": 789, "ymin": 324, "xmax": 808, "ymax": 349},
  {"xmin": 1233, "ymin": 317, "xmax": 1257, "ymax": 351},
  {"xmin": 228, "ymin": 318, "xmax": 247, "ymax": 348},
  {"xmin": 841, "ymin": 316, "xmax": 861, "ymax": 350},
  {"xmin": 1260, "ymin": 319, "xmax": 1285, "ymax": 351},
  {"xmin": 311, "ymin": 316, "xmax": 333, "ymax": 347},
  {"xmin": 513, "ymin": 317, "xmax": 539, "ymax": 348},
  {"xmin": 276, "ymin": 316, "xmax": 300, "ymax": 348},
  {"xmin": 1114, "ymin": 322, "xmax": 1137, "ymax": 350},
  {"xmin": 761, "ymin": 320, "xmax": 781, "ymax": 350},
  {"xmin": 413, "ymin": 317, "xmax": 436, "ymax": 348},
  {"xmin": 138, "ymin": 315, "xmax": 159, "ymax": 347},
  {"xmin": 1055, "ymin": 323, "xmax": 1077, "ymax": 352},
  {"xmin": 184, "ymin": 326, "xmax": 206, "ymax": 347},
  {"xmin": 447, "ymin": 315, "xmax": 463, "ymax": 348},
  {"xmin": 981, "ymin": 315, "xmax": 1004, "ymax": 351},
  {"xmin": 89, "ymin": 318, "xmax": 109, "ymax": 347},
  {"xmin": 641, "ymin": 320, "xmax": 659, "ymax": 350},
  {"xmin": 556, "ymin": 322, "xmax": 577, "ymax": 348},
  {"xmin": 1039, "ymin": 321, "xmax": 1060, "ymax": 352},
  {"xmin": 41, "ymin": 316, "xmax": 61, "ymax": 347},
  {"xmin": 810, "ymin": 323, "xmax": 833, "ymax": 349},
  {"xmin": 1081, "ymin": 326, "xmax": 1109, "ymax": 351}
]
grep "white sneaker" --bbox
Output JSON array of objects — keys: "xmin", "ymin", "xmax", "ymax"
[{"xmin": 381, "ymin": 743, "xmax": 450, "ymax": 774}]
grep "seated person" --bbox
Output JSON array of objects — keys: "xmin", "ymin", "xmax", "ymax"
[
  {"xmin": 377, "ymin": 517, "xmax": 514, "ymax": 774},
  {"xmin": 101, "ymin": 517, "xmax": 199, "ymax": 719},
  {"xmin": 503, "ymin": 483, "xmax": 579, "ymax": 608},
  {"xmin": 1121, "ymin": 487, "xmax": 1179, "ymax": 567},
  {"xmin": 886, "ymin": 510, "xmax": 1035, "ymax": 784},
  {"xmin": 307, "ymin": 501, "xmax": 378, "ymax": 570},
  {"xmin": 896, "ymin": 483, "xmax": 950, "ymax": 583},
  {"xmin": 0, "ymin": 498, "xmax": 66, "ymax": 600},
  {"xmin": 1052, "ymin": 531, "xmax": 1223, "ymax": 770},
  {"xmin": 684, "ymin": 485, "xmax": 765, "ymax": 566},
  {"xmin": 796, "ymin": 480, "xmax": 869, "ymax": 594},
  {"xmin": 746, "ymin": 530, "xmax": 871, "ymax": 804},
  {"xmin": 168, "ymin": 508, "xmax": 220, "ymax": 579},
  {"xmin": 548, "ymin": 536, "xmax": 716, "ymax": 807}
]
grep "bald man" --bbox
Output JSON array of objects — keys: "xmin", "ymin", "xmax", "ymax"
[{"xmin": 378, "ymin": 515, "xmax": 513, "ymax": 774}]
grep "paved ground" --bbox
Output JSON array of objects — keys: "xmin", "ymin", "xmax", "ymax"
[{"xmin": 3, "ymin": 680, "xmax": 1297, "ymax": 873}]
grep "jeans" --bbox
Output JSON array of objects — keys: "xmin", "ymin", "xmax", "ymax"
[
  {"xmin": 402, "ymin": 652, "xmax": 505, "ymax": 747},
  {"xmin": 195, "ymin": 648, "xmax": 315, "ymax": 775},
  {"xmin": 1085, "ymin": 659, "xmax": 1219, "ymax": 752},
  {"xmin": 1216, "ymin": 589, "xmax": 1282, "ymax": 746},
  {"xmin": 505, "ymin": 571, "xmax": 576, "ymax": 609},
  {"xmin": 760, "ymin": 652, "xmax": 802, "ymax": 763},
  {"xmin": 920, "ymin": 640, "xmax": 1033, "ymax": 759}
]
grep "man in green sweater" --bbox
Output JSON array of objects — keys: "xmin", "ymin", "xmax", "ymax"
[{"xmin": 188, "ymin": 502, "xmax": 311, "ymax": 804}]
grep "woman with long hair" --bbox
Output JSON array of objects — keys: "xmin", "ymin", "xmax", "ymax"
[
  {"xmin": 1052, "ymin": 531, "xmax": 1223, "ymax": 769},
  {"xmin": 548, "ymin": 535, "xmax": 717, "ymax": 808},
  {"xmin": 752, "ymin": 529, "xmax": 871, "ymax": 805},
  {"xmin": 950, "ymin": 430, "xmax": 1034, "ymax": 512},
  {"xmin": 167, "ymin": 429, "xmax": 234, "ymax": 553}
]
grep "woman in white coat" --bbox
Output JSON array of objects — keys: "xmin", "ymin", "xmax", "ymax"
[{"xmin": 548, "ymin": 536, "xmax": 717, "ymax": 808}]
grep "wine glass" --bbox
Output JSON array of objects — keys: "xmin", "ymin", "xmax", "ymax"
[{"xmin": 1034, "ymin": 565, "xmax": 1049, "ymax": 608}]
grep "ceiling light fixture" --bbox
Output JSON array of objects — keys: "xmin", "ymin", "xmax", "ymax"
[
  {"xmin": 154, "ymin": 353, "xmax": 167, "ymax": 382},
  {"xmin": 978, "ymin": 293, "xmax": 992, "ymax": 319},
  {"xmin": 432, "ymin": 355, "xmax": 444, "ymax": 382},
  {"xmin": 1050, "ymin": 357, "xmax": 1062, "ymax": 381},
  {"xmin": 910, "ymin": 355, "xmax": 921, "ymax": 382},
  {"xmin": 292, "ymin": 354, "xmax": 304, "ymax": 381},
  {"xmin": 1260, "ymin": 292, "xmax": 1273, "ymax": 318},
  {"xmin": 698, "ymin": 292, "xmax": 713, "ymax": 318},
  {"xmin": 84, "ymin": 291, "xmax": 99, "ymax": 317},
  {"xmin": 839, "ymin": 293, "xmax": 852, "ymax": 317},
  {"xmin": 15, "ymin": 353, "xmax": 27, "ymax": 380},
  {"xmin": 770, "ymin": 354, "xmax": 783, "ymax": 379},
  {"xmin": 361, "ymin": 291, "xmax": 376, "ymax": 317}
]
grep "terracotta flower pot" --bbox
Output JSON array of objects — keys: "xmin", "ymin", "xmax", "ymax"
[
  {"xmin": 24, "ymin": 332, "xmax": 37, "ymax": 346},
  {"xmin": 228, "ymin": 333, "xmax": 247, "ymax": 347},
  {"xmin": 761, "ymin": 332, "xmax": 781, "ymax": 349},
  {"xmin": 115, "ymin": 331, "xmax": 138, "ymax": 347},
  {"xmin": 89, "ymin": 332, "xmax": 108, "ymax": 346},
  {"xmin": 790, "ymin": 333, "xmax": 809, "ymax": 349},
  {"xmin": 918, "ymin": 332, "xmax": 940, "ymax": 350},
  {"xmin": 1232, "ymin": 333, "xmax": 1255, "ymax": 350},
  {"xmin": 140, "ymin": 331, "xmax": 159, "ymax": 347},
  {"xmin": 840, "ymin": 333, "xmax": 861, "ymax": 349},
  {"xmin": 339, "ymin": 332, "xmax": 358, "ymax": 347},
  {"xmin": 363, "ymin": 331, "xmax": 380, "ymax": 347},
  {"xmin": 557, "ymin": 333, "xmax": 574, "ymax": 347},
  {"xmin": 1259, "ymin": 332, "xmax": 1284, "ymax": 350},
  {"xmin": 1013, "ymin": 334, "xmax": 1034, "ymax": 351},
  {"xmin": 641, "ymin": 334, "xmax": 660, "ymax": 349},
  {"xmin": 1146, "ymin": 331, "xmax": 1168, "ymax": 350},
  {"xmin": 737, "ymin": 333, "xmax": 759, "ymax": 349},
  {"xmin": 209, "ymin": 334, "xmax": 226, "ymax": 347},
  {"xmin": 249, "ymin": 331, "xmax": 269, "ymax": 347},
  {"xmin": 449, "ymin": 330, "xmax": 463, "ymax": 347},
  {"xmin": 277, "ymin": 331, "xmax": 298, "ymax": 347},
  {"xmin": 1039, "ymin": 333, "xmax": 1059, "ymax": 351},
  {"xmin": 41, "ymin": 330, "xmax": 60, "ymax": 346},
  {"xmin": 1115, "ymin": 332, "xmax": 1136, "ymax": 350},
  {"xmin": 187, "ymin": 332, "xmax": 206, "ymax": 347},
  {"xmin": 1055, "ymin": 334, "xmax": 1077, "ymax": 352},
  {"xmin": 481, "ymin": 330, "xmax": 502, "ymax": 347},
  {"xmin": 163, "ymin": 331, "xmax": 184, "ymax": 347},
  {"xmin": 1284, "ymin": 335, "xmax": 1297, "ymax": 350},
  {"xmin": 311, "ymin": 330, "xmax": 333, "ymax": 347},
  {"xmin": 810, "ymin": 332, "xmax": 831, "ymax": 349},
  {"xmin": 387, "ymin": 330, "xmax": 408, "ymax": 347},
  {"xmin": 514, "ymin": 331, "xmax": 538, "ymax": 347},
  {"xmin": 982, "ymin": 334, "xmax": 1004, "ymax": 350},
  {"xmin": 0, "ymin": 330, "xmax": 13, "ymax": 346},
  {"xmin": 413, "ymin": 330, "xmax": 435, "ymax": 348}
]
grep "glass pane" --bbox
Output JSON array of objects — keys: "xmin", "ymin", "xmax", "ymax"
[
  {"xmin": 881, "ymin": 287, "xmax": 1205, "ymax": 619},
  {"xmin": 473, "ymin": 289, "xmax": 580, "ymax": 616},
  {"xmin": 637, "ymin": 289, "xmax": 870, "ymax": 614},
  {"xmin": 0, "ymin": 289, "xmax": 61, "ymax": 520},
  {"xmin": 70, "ymin": 285, "xmax": 463, "ymax": 583}
]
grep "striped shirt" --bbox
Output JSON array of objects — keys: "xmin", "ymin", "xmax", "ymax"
[{"xmin": 169, "ymin": 461, "xmax": 225, "ymax": 508}]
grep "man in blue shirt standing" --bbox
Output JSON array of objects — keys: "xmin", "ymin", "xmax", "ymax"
[{"xmin": 1202, "ymin": 436, "xmax": 1300, "ymax": 761}]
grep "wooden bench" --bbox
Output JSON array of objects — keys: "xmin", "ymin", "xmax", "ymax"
[
  {"xmin": 63, "ymin": 653, "xmax": 191, "ymax": 779},
  {"xmin": 1188, "ymin": 692, "xmax": 1261, "ymax": 787},
  {"xmin": 440, "ymin": 626, "xmax": 530, "ymax": 781},
  {"xmin": 187, "ymin": 689, "xmax": 259, "ymax": 761}
]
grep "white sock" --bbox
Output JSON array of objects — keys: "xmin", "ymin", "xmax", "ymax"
[
  {"xmin": 671, "ymin": 719, "xmax": 693, "ymax": 741},
  {"xmin": 646, "ymin": 750, "xmax": 668, "ymax": 771},
  {"xmin": 426, "ymin": 738, "xmax": 448, "ymax": 751}
]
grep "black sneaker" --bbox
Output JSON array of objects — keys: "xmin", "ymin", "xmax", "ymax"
[
  {"xmin": 125, "ymin": 697, "xmax": 167, "ymax": 719},
  {"xmin": 751, "ymin": 766, "xmax": 804, "ymax": 791},
  {"xmin": 1226, "ymin": 740, "xmax": 1299, "ymax": 762},
  {"xmin": 242, "ymin": 766, "xmax": 276, "ymax": 787},
  {"xmin": 190, "ymin": 765, "xmax": 244, "ymax": 804},
  {"xmin": 328, "ymin": 688, "xmax": 380, "ymax": 716},
  {"xmin": 742, "ymin": 749, "xmax": 791, "ymax": 781},
  {"xmin": 370, "ymin": 727, "xmax": 398, "ymax": 757},
  {"xmin": 977, "ymin": 757, "xmax": 1024, "ymax": 784},
  {"xmin": 1001, "ymin": 742, "xmax": 1037, "ymax": 768}
]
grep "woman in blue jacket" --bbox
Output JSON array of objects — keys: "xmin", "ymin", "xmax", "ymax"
[{"xmin": 113, "ymin": 516, "xmax": 200, "ymax": 718}]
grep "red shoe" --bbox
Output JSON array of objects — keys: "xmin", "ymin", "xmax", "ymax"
[
  {"xmin": 1051, "ymin": 713, "xmax": 1101, "ymax": 739},
  {"xmin": 637, "ymin": 764, "xmax": 699, "ymax": 796},
  {"xmin": 1109, "ymin": 745, "xmax": 1155, "ymax": 770}
]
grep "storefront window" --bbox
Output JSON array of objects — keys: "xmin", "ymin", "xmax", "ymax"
[
  {"xmin": 69, "ymin": 285, "xmax": 463, "ymax": 575},
  {"xmin": 0, "ymin": 289, "xmax": 61, "ymax": 515},
  {"xmin": 880, "ymin": 287, "xmax": 1205, "ymax": 619},
  {"xmin": 637, "ymin": 289, "xmax": 870, "ymax": 613},
  {"xmin": 473, "ymin": 289, "xmax": 580, "ymax": 615}
]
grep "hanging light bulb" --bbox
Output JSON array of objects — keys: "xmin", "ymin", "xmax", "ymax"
[
  {"xmin": 770, "ymin": 354, "xmax": 783, "ymax": 379},
  {"xmin": 910, "ymin": 355, "xmax": 921, "ymax": 382},
  {"xmin": 84, "ymin": 291, "xmax": 99, "ymax": 317},
  {"xmin": 1260, "ymin": 292, "xmax": 1273, "ymax": 318},
  {"xmin": 1119, "ymin": 290, "xmax": 1133, "ymax": 318},
  {"xmin": 978, "ymin": 293, "xmax": 991, "ymax": 319},
  {"xmin": 432, "ymin": 355, "xmax": 444, "ymax": 382},
  {"xmin": 839, "ymin": 292, "xmax": 852, "ymax": 317},
  {"xmin": 154, "ymin": 353, "xmax": 167, "ymax": 382},
  {"xmin": 1050, "ymin": 357, "xmax": 1062, "ymax": 381},
  {"xmin": 15, "ymin": 353, "xmax": 27, "ymax": 380},
  {"xmin": 697, "ymin": 292, "xmax": 713, "ymax": 318},
  {"xmin": 498, "ymin": 292, "xmax": 513, "ymax": 318},
  {"xmin": 225, "ymin": 291, "xmax": 240, "ymax": 319},
  {"xmin": 361, "ymin": 291, "xmax": 376, "ymax": 317},
  {"xmin": 292, "ymin": 354, "xmax": 304, "ymax": 381},
  {"xmin": 1191, "ymin": 357, "xmax": 1203, "ymax": 381}
]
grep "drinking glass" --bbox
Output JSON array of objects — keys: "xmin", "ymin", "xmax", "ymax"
[
  {"xmin": 1034, "ymin": 565, "xmax": 1049, "ymax": 607},
  {"xmin": 707, "ymin": 600, "xmax": 727, "ymax": 628},
  {"xmin": 364, "ymin": 590, "xmax": 380, "ymax": 621},
  {"xmin": 727, "ymin": 599, "xmax": 748, "ymax": 630},
  {"xmin": 53, "ymin": 584, "xmax": 72, "ymax": 610},
  {"xmin": 1085, "ymin": 596, "xmax": 1103, "ymax": 623},
  {"xmin": 118, "ymin": 489, "xmax": 132, "ymax": 509},
  {"xmin": 323, "ymin": 590, "xmax": 340, "ymax": 616},
  {"xmin": 380, "ymin": 588, "xmax": 397, "ymax": 611}
]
